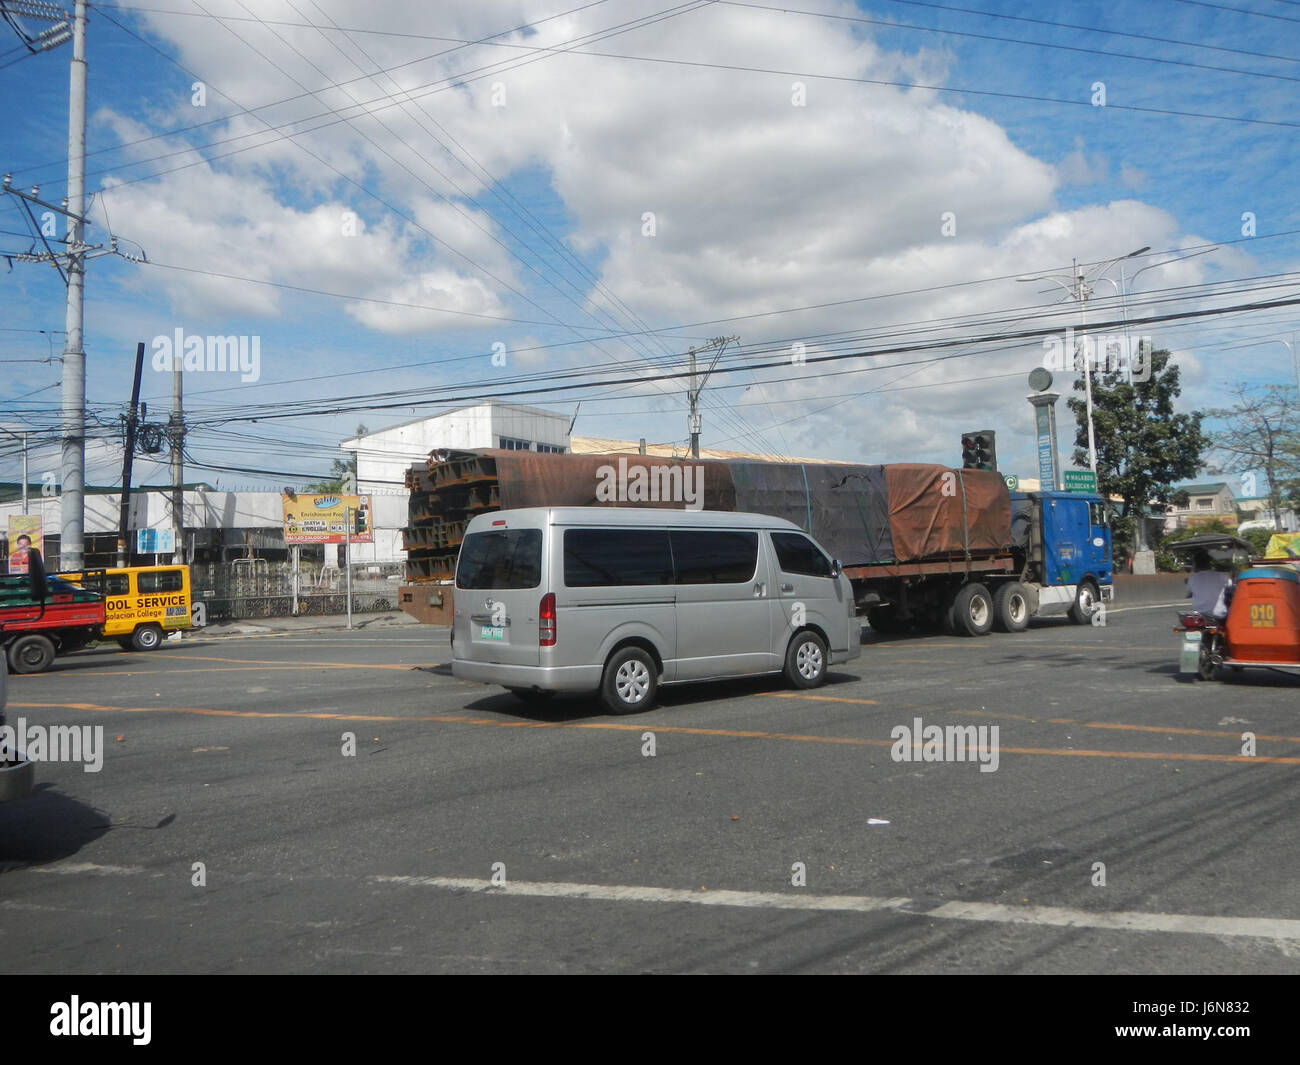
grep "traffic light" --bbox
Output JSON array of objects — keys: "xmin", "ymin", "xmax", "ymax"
[
  {"xmin": 961, "ymin": 430, "xmax": 997, "ymax": 471},
  {"xmin": 353, "ymin": 501, "xmax": 368, "ymax": 536}
]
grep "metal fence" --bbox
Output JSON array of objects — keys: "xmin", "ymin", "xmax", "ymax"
[{"xmin": 190, "ymin": 560, "xmax": 405, "ymax": 621}]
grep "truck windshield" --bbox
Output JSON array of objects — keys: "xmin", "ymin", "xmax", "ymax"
[{"xmin": 457, "ymin": 530, "xmax": 543, "ymax": 590}]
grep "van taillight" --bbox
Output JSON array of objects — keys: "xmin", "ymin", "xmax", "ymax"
[{"xmin": 539, "ymin": 593, "xmax": 556, "ymax": 646}]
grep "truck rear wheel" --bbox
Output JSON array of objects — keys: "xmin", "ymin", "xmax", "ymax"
[
  {"xmin": 951, "ymin": 583, "xmax": 993, "ymax": 637},
  {"xmin": 993, "ymin": 582, "xmax": 1030, "ymax": 633},
  {"xmin": 8, "ymin": 634, "xmax": 56, "ymax": 674}
]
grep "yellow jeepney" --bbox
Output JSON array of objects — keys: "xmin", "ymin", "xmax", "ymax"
[{"xmin": 61, "ymin": 565, "xmax": 193, "ymax": 651}]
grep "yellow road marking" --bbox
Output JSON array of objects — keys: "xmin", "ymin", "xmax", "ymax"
[
  {"xmin": 762, "ymin": 691, "xmax": 1300, "ymax": 744},
  {"xmin": 10, "ymin": 700, "xmax": 1299, "ymax": 764}
]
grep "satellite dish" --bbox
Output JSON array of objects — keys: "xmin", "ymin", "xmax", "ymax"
[{"xmin": 1028, "ymin": 367, "xmax": 1053, "ymax": 392}]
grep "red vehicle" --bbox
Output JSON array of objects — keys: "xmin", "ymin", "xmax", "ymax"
[{"xmin": 0, "ymin": 568, "xmax": 106, "ymax": 674}]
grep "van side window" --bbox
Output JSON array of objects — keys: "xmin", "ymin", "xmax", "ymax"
[
  {"xmin": 564, "ymin": 529, "xmax": 672, "ymax": 587},
  {"xmin": 138, "ymin": 571, "xmax": 184, "ymax": 594},
  {"xmin": 669, "ymin": 531, "xmax": 757, "ymax": 584},
  {"xmin": 105, "ymin": 574, "xmax": 130, "ymax": 596},
  {"xmin": 771, "ymin": 532, "xmax": 833, "ymax": 578},
  {"xmin": 458, "ymin": 530, "xmax": 543, "ymax": 589}
]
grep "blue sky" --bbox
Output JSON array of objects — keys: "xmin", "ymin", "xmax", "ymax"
[{"xmin": 1, "ymin": 0, "xmax": 1297, "ymax": 495}]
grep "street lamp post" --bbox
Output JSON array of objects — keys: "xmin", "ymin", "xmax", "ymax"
[
  {"xmin": 1092, "ymin": 247, "xmax": 1218, "ymax": 384},
  {"xmin": 1018, "ymin": 246, "xmax": 1150, "ymax": 476}
]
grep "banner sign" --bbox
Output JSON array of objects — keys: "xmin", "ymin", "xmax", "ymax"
[
  {"xmin": 6, "ymin": 514, "xmax": 42, "ymax": 574},
  {"xmin": 282, "ymin": 493, "xmax": 373, "ymax": 545},
  {"xmin": 136, "ymin": 528, "xmax": 176, "ymax": 554}
]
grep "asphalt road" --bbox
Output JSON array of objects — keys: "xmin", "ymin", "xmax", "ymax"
[{"xmin": 2, "ymin": 596, "xmax": 1298, "ymax": 975}]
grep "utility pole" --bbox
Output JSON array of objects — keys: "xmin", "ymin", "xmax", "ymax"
[
  {"xmin": 686, "ymin": 335, "xmax": 738, "ymax": 459},
  {"xmin": 116, "ymin": 342, "xmax": 145, "ymax": 566},
  {"xmin": 0, "ymin": 426, "xmax": 28, "ymax": 513},
  {"xmin": 60, "ymin": 0, "xmax": 87, "ymax": 570},
  {"xmin": 344, "ymin": 507, "xmax": 353, "ymax": 631},
  {"xmin": 2, "ymin": 1, "xmax": 144, "ymax": 569},
  {"xmin": 688, "ymin": 349, "xmax": 700, "ymax": 458},
  {"xmin": 169, "ymin": 352, "xmax": 184, "ymax": 564}
]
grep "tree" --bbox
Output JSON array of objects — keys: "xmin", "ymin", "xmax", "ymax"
[
  {"xmin": 305, "ymin": 423, "xmax": 367, "ymax": 493},
  {"xmin": 1066, "ymin": 348, "xmax": 1209, "ymax": 558},
  {"xmin": 1205, "ymin": 384, "xmax": 1300, "ymax": 528}
]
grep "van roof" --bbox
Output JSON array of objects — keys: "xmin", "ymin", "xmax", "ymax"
[{"xmin": 467, "ymin": 507, "xmax": 807, "ymax": 531}]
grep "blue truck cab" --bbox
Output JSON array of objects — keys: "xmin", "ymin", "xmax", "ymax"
[{"xmin": 1010, "ymin": 490, "xmax": 1114, "ymax": 621}]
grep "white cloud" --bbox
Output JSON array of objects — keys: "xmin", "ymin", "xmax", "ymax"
[{"xmin": 80, "ymin": 0, "xmax": 1242, "ymax": 469}]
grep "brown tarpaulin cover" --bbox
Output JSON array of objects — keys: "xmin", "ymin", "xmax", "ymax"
[
  {"xmin": 479, "ymin": 451, "xmax": 1009, "ymax": 565},
  {"xmin": 884, "ymin": 465, "xmax": 1010, "ymax": 560},
  {"xmin": 490, "ymin": 451, "xmax": 738, "ymax": 511}
]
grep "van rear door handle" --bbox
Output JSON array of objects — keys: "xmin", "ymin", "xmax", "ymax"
[
  {"xmin": 780, "ymin": 583, "xmax": 795, "ymax": 593},
  {"xmin": 753, "ymin": 582, "xmax": 766, "ymax": 598}
]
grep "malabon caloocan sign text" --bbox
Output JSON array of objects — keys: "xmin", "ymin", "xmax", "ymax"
[{"xmin": 281, "ymin": 493, "xmax": 373, "ymax": 544}]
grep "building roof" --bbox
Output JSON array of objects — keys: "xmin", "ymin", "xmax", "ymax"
[
  {"xmin": 342, "ymin": 401, "xmax": 568, "ymax": 445},
  {"xmin": 1176, "ymin": 482, "xmax": 1229, "ymax": 495}
]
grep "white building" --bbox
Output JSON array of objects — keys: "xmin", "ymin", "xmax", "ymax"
[{"xmin": 338, "ymin": 402, "xmax": 570, "ymax": 564}]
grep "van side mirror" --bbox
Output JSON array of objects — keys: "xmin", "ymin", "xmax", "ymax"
[{"xmin": 830, "ymin": 558, "xmax": 842, "ymax": 578}]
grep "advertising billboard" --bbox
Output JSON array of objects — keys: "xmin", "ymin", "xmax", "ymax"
[
  {"xmin": 281, "ymin": 493, "xmax": 373, "ymax": 545},
  {"xmin": 6, "ymin": 514, "xmax": 42, "ymax": 574}
]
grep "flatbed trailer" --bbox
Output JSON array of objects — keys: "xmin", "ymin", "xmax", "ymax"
[
  {"xmin": 0, "ymin": 574, "xmax": 106, "ymax": 673},
  {"xmin": 397, "ymin": 451, "xmax": 1113, "ymax": 638}
]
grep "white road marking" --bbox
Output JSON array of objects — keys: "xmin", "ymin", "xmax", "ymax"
[
  {"xmin": 373, "ymin": 875, "xmax": 1300, "ymax": 942},
  {"xmin": 28, "ymin": 861, "xmax": 148, "ymax": 876}
]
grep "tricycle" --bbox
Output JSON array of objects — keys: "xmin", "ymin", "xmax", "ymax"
[{"xmin": 1170, "ymin": 534, "xmax": 1300, "ymax": 680}]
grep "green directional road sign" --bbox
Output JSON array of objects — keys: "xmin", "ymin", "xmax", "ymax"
[
  {"xmin": 1003, "ymin": 474, "xmax": 1019, "ymax": 491},
  {"xmin": 1063, "ymin": 469, "xmax": 1098, "ymax": 493}
]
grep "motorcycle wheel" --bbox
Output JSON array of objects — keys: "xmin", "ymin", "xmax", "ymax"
[{"xmin": 1197, "ymin": 642, "xmax": 1217, "ymax": 682}]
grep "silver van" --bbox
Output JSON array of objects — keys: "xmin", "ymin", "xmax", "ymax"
[{"xmin": 451, "ymin": 507, "xmax": 861, "ymax": 713}]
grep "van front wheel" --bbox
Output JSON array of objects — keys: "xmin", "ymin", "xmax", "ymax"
[
  {"xmin": 600, "ymin": 647, "xmax": 658, "ymax": 715},
  {"xmin": 785, "ymin": 632, "xmax": 828, "ymax": 689}
]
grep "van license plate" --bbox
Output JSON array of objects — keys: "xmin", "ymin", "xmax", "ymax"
[{"xmin": 480, "ymin": 625, "xmax": 505, "ymax": 641}]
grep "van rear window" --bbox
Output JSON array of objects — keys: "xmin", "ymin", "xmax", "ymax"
[
  {"xmin": 458, "ymin": 530, "xmax": 543, "ymax": 589},
  {"xmin": 564, "ymin": 529, "xmax": 673, "ymax": 587}
]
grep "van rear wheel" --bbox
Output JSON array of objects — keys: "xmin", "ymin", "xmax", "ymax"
[
  {"xmin": 600, "ymin": 647, "xmax": 658, "ymax": 715},
  {"xmin": 131, "ymin": 624, "xmax": 164, "ymax": 652},
  {"xmin": 785, "ymin": 631, "xmax": 828, "ymax": 689}
]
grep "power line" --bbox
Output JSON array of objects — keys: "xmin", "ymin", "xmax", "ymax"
[
  {"xmin": 880, "ymin": 0, "xmax": 1300, "ymax": 64},
  {"xmin": 167, "ymin": 293, "xmax": 1300, "ymax": 426},
  {"xmin": 720, "ymin": 0, "xmax": 1300, "ymax": 85}
]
